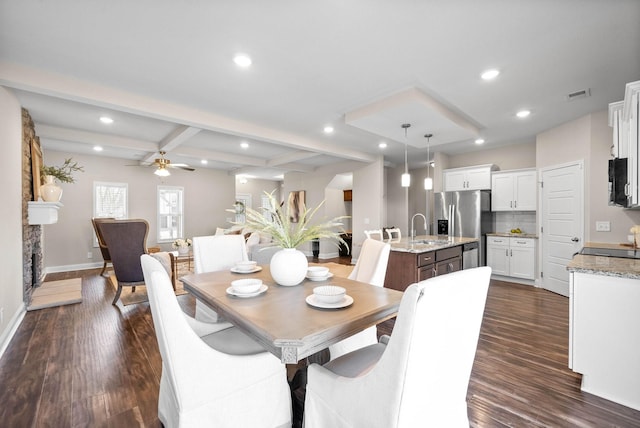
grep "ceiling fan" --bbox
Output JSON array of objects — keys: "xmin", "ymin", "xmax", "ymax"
[{"xmin": 140, "ymin": 151, "xmax": 195, "ymax": 176}]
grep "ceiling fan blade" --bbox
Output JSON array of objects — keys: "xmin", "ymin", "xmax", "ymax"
[{"xmin": 172, "ymin": 165, "xmax": 195, "ymax": 171}]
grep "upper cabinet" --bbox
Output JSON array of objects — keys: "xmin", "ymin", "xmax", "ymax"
[
  {"xmin": 491, "ymin": 169, "xmax": 537, "ymax": 211},
  {"xmin": 443, "ymin": 164, "xmax": 496, "ymax": 191},
  {"xmin": 608, "ymin": 80, "xmax": 640, "ymax": 207}
]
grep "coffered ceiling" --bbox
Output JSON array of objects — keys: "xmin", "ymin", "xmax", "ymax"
[{"xmin": 1, "ymin": 1, "xmax": 639, "ymax": 180}]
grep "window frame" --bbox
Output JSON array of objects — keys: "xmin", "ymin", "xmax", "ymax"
[{"xmin": 157, "ymin": 185, "xmax": 185, "ymax": 243}]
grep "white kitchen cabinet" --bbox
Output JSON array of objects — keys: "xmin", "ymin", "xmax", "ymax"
[
  {"xmin": 491, "ymin": 169, "xmax": 537, "ymax": 211},
  {"xmin": 443, "ymin": 164, "xmax": 495, "ymax": 191},
  {"xmin": 623, "ymin": 81, "xmax": 640, "ymax": 206},
  {"xmin": 569, "ymin": 272, "xmax": 640, "ymax": 411},
  {"xmin": 486, "ymin": 236, "xmax": 536, "ymax": 280},
  {"xmin": 608, "ymin": 101, "xmax": 628, "ymax": 159}
]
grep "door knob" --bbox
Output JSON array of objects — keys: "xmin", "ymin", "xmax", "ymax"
[{"xmin": 571, "ymin": 237, "xmax": 579, "ymax": 242}]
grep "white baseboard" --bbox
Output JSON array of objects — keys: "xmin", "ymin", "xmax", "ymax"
[
  {"xmin": 490, "ymin": 274, "xmax": 536, "ymax": 287},
  {"xmin": 45, "ymin": 261, "xmax": 102, "ymax": 274},
  {"xmin": 0, "ymin": 303, "xmax": 26, "ymax": 360}
]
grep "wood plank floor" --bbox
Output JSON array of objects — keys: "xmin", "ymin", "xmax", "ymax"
[{"xmin": 1, "ymin": 267, "xmax": 639, "ymax": 427}]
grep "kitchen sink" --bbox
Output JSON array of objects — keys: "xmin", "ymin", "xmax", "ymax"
[{"xmin": 411, "ymin": 239, "xmax": 450, "ymax": 245}]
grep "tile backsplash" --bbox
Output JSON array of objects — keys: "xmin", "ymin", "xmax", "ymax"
[{"xmin": 494, "ymin": 211, "xmax": 537, "ymax": 235}]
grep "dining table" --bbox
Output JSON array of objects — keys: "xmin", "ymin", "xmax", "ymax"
[{"xmin": 180, "ymin": 264, "xmax": 404, "ymax": 364}]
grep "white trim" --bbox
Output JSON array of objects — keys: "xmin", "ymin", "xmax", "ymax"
[{"xmin": 0, "ymin": 304, "xmax": 26, "ymax": 360}]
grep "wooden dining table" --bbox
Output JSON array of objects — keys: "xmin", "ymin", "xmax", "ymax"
[{"xmin": 180, "ymin": 265, "xmax": 403, "ymax": 364}]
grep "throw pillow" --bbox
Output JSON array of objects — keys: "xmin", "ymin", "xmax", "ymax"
[{"xmin": 246, "ymin": 232, "xmax": 260, "ymax": 248}]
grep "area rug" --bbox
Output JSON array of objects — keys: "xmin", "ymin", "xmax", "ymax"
[
  {"xmin": 108, "ymin": 264, "xmax": 192, "ymax": 306},
  {"xmin": 28, "ymin": 278, "xmax": 82, "ymax": 311}
]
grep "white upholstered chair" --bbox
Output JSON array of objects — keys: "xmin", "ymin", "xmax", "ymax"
[
  {"xmin": 385, "ymin": 227, "xmax": 402, "ymax": 241},
  {"xmin": 364, "ymin": 229, "xmax": 384, "ymax": 240},
  {"xmin": 140, "ymin": 254, "xmax": 292, "ymax": 428},
  {"xmin": 192, "ymin": 235, "xmax": 249, "ymax": 323},
  {"xmin": 304, "ymin": 267, "xmax": 491, "ymax": 428},
  {"xmin": 328, "ymin": 238, "xmax": 391, "ymax": 360}
]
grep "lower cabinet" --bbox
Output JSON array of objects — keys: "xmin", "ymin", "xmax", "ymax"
[
  {"xmin": 486, "ymin": 236, "xmax": 536, "ymax": 280},
  {"xmin": 385, "ymin": 246, "xmax": 462, "ymax": 292}
]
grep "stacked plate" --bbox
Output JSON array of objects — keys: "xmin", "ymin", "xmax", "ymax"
[
  {"xmin": 231, "ymin": 260, "xmax": 262, "ymax": 274},
  {"xmin": 226, "ymin": 278, "xmax": 267, "ymax": 297},
  {"xmin": 306, "ymin": 285, "xmax": 353, "ymax": 309},
  {"xmin": 306, "ymin": 266, "xmax": 333, "ymax": 281}
]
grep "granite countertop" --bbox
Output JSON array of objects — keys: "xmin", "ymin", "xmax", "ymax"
[
  {"xmin": 487, "ymin": 232, "xmax": 538, "ymax": 239},
  {"xmin": 388, "ymin": 235, "xmax": 478, "ymax": 254},
  {"xmin": 567, "ymin": 241, "xmax": 640, "ymax": 279}
]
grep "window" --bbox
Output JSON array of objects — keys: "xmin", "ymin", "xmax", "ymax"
[
  {"xmin": 93, "ymin": 181, "xmax": 128, "ymax": 246},
  {"xmin": 158, "ymin": 186, "xmax": 184, "ymax": 242}
]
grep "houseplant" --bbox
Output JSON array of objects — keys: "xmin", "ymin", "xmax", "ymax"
[
  {"xmin": 39, "ymin": 157, "xmax": 84, "ymax": 201},
  {"xmin": 239, "ymin": 191, "xmax": 348, "ymax": 286}
]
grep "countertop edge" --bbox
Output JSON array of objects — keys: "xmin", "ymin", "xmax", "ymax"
[{"xmin": 388, "ymin": 235, "xmax": 478, "ymax": 254}]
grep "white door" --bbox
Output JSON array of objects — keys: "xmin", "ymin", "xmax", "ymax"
[{"xmin": 540, "ymin": 162, "xmax": 584, "ymax": 297}]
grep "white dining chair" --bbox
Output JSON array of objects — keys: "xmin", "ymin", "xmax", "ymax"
[
  {"xmin": 385, "ymin": 227, "xmax": 402, "ymax": 241},
  {"xmin": 140, "ymin": 255, "xmax": 292, "ymax": 428},
  {"xmin": 304, "ymin": 267, "xmax": 491, "ymax": 428},
  {"xmin": 364, "ymin": 229, "xmax": 384, "ymax": 240},
  {"xmin": 192, "ymin": 234, "xmax": 249, "ymax": 323},
  {"xmin": 328, "ymin": 238, "xmax": 391, "ymax": 360}
]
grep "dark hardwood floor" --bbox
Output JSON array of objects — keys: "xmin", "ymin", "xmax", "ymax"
[{"xmin": 1, "ymin": 261, "xmax": 639, "ymax": 427}]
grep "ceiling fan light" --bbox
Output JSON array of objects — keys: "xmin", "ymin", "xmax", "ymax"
[{"xmin": 154, "ymin": 167, "xmax": 170, "ymax": 177}]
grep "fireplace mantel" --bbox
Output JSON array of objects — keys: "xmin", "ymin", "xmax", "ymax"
[{"xmin": 28, "ymin": 201, "xmax": 63, "ymax": 225}]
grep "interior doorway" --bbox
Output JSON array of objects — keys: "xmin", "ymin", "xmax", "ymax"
[{"xmin": 540, "ymin": 161, "xmax": 584, "ymax": 297}]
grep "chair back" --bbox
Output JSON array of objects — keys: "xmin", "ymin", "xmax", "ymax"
[
  {"xmin": 385, "ymin": 227, "xmax": 401, "ymax": 242},
  {"xmin": 364, "ymin": 229, "xmax": 384, "ymax": 240},
  {"xmin": 98, "ymin": 219, "xmax": 149, "ymax": 283},
  {"xmin": 348, "ymin": 238, "xmax": 390, "ymax": 287},
  {"xmin": 91, "ymin": 217, "xmax": 114, "ymax": 261},
  {"xmin": 193, "ymin": 235, "xmax": 249, "ymax": 273},
  {"xmin": 385, "ymin": 267, "xmax": 491, "ymax": 426}
]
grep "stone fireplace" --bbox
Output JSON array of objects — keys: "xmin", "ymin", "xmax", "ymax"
[{"xmin": 22, "ymin": 108, "xmax": 44, "ymax": 305}]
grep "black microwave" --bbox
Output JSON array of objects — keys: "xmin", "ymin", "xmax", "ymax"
[{"xmin": 608, "ymin": 158, "xmax": 628, "ymax": 207}]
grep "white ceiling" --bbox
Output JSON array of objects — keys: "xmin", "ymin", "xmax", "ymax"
[{"xmin": 1, "ymin": 1, "xmax": 639, "ymax": 180}]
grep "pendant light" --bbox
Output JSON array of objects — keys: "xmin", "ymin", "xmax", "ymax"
[
  {"xmin": 401, "ymin": 123, "xmax": 411, "ymax": 187},
  {"xmin": 424, "ymin": 133, "xmax": 433, "ymax": 190}
]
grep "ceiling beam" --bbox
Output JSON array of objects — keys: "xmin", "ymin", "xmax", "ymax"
[
  {"xmin": 266, "ymin": 150, "xmax": 319, "ymax": 167},
  {"xmin": 35, "ymin": 124, "xmax": 158, "ymax": 152},
  {"xmin": 1, "ymin": 63, "xmax": 378, "ymax": 163},
  {"xmin": 142, "ymin": 125, "xmax": 202, "ymax": 163}
]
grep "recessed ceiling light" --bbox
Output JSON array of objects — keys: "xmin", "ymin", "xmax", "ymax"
[
  {"xmin": 475, "ymin": 138, "xmax": 485, "ymax": 145},
  {"xmin": 201, "ymin": 159, "xmax": 208, "ymax": 165},
  {"xmin": 233, "ymin": 53, "xmax": 252, "ymax": 67},
  {"xmin": 516, "ymin": 110, "xmax": 531, "ymax": 118},
  {"xmin": 93, "ymin": 145, "xmax": 103, "ymax": 151},
  {"xmin": 99, "ymin": 116, "xmax": 113, "ymax": 124},
  {"xmin": 378, "ymin": 142, "xmax": 387, "ymax": 149},
  {"xmin": 240, "ymin": 141, "xmax": 249, "ymax": 149},
  {"xmin": 481, "ymin": 69, "xmax": 500, "ymax": 80},
  {"xmin": 323, "ymin": 125, "xmax": 334, "ymax": 134}
]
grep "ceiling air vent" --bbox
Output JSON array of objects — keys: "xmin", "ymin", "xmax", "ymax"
[{"xmin": 565, "ymin": 88, "xmax": 591, "ymax": 101}]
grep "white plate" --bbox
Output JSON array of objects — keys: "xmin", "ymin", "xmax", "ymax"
[
  {"xmin": 230, "ymin": 266, "xmax": 263, "ymax": 274},
  {"xmin": 306, "ymin": 294, "xmax": 353, "ymax": 309},
  {"xmin": 226, "ymin": 284, "xmax": 268, "ymax": 298},
  {"xmin": 305, "ymin": 272, "xmax": 334, "ymax": 282}
]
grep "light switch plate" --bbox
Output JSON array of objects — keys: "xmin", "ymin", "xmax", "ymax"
[{"xmin": 595, "ymin": 221, "xmax": 611, "ymax": 232}]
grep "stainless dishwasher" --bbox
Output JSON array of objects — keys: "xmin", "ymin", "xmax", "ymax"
[{"xmin": 462, "ymin": 241, "xmax": 479, "ymax": 269}]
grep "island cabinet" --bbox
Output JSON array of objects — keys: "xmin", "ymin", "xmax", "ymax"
[{"xmin": 384, "ymin": 246, "xmax": 462, "ymax": 292}]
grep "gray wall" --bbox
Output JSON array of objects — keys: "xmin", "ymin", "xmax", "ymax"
[
  {"xmin": 40, "ymin": 150, "xmax": 238, "ymax": 271},
  {"xmin": 0, "ymin": 87, "xmax": 24, "ymax": 355}
]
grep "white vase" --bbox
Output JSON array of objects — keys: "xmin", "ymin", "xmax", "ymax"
[
  {"xmin": 177, "ymin": 246, "xmax": 189, "ymax": 255},
  {"xmin": 270, "ymin": 248, "xmax": 308, "ymax": 286},
  {"xmin": 40, "ymin": 175, "xmax": 63, "ymax": 202}
]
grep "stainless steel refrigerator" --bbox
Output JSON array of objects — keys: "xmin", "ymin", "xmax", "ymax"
[{"xmin": 433, "ymin": 190, "xmax": 493, "ymax": 267}]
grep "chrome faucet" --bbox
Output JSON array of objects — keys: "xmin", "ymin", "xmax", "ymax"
[{"xmin": 411, "ymin": 213, "xmax": 428, "ymax": 239}]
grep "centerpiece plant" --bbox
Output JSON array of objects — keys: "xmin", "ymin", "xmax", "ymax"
[{"xmin": 237, "ymin": 191, "xmax": 349, "ymax": 286}]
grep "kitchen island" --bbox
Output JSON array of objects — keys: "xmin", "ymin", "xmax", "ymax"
[
  {"xmin": 566, "ymin": 244, "xmax": 640, "ymax": 411},
  {"xmin": 384, "ymin": 235, "xmax": 478, "ymax": 291}
]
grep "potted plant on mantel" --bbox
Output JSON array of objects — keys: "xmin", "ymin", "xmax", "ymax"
[
  {"xmin": 39, "ymin": 158, "xmax": 84, "ymax": 202},
  {"xmin": 237, "ymin": 191, "xmax": 349, "ymax": 286}
]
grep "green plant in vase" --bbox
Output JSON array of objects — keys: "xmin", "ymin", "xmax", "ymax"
[{"xmin": 39, "ymin": 157, "xmax": 84, "ymax": 201}]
